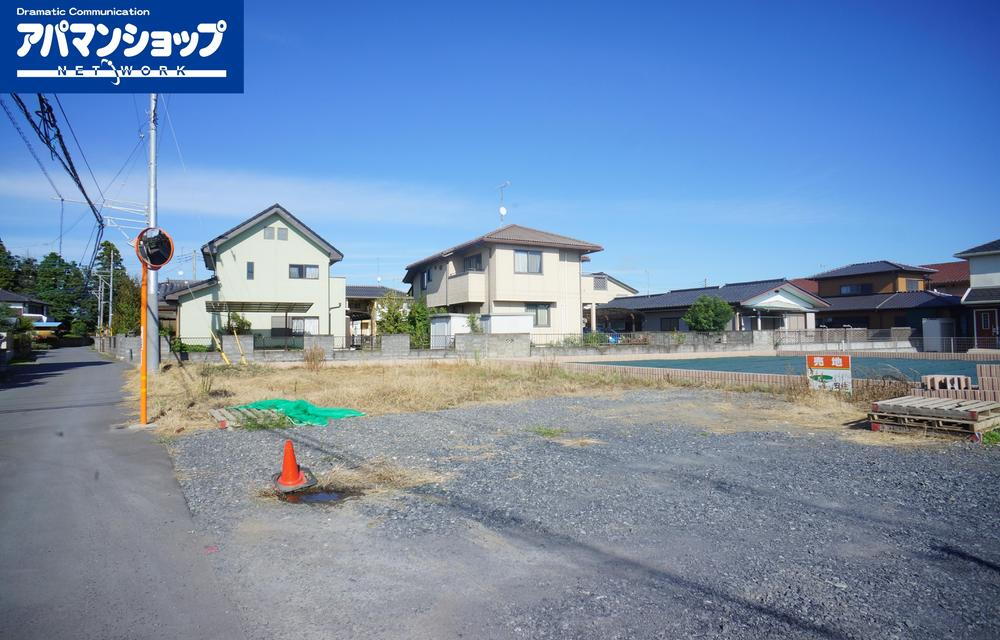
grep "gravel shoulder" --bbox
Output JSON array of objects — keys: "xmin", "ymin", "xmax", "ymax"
[{"xmin": 170, "ymin": 387, "xmax": 1000, "ymax": 640}]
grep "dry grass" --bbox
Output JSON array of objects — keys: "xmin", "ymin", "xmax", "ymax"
[
  {"xmin": 257, "ymin": 459, "xmax": 446, "ymax": 500},
  {"xmin": 553, "ymin": 437, "xmax": 605, "ymax": 447},
  {"xmin": 131, "ymin": 359, "xmax": 915, "ymax": 445},
  {"xmin": 130, "ymin": 360, "xmax": 675, "ymax": 434}
]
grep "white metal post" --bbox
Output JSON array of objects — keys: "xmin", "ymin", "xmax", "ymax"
[
  {"xmin": 146, "ymin": 93, "xmax": 160, "ymax": 372},
  {"xmin": 109, "ymin": 265, "xmax": 114, "ymax": 334}
]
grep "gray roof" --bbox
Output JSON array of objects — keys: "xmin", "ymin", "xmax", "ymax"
[
  {"xmin": 821, "ymin": 290, "xmax": 961, "ymax": 312},
  {"xmin": 158, "ymin": 279, "xmax": 206, "ymax": 298},
  {"xmin": 963, "ymin": 287, "xmax": 1000, "ymax": 304},
  {"xmin": 201, "ymin": 204, "xmax": 344, "ymax": 270},
  {"xmin": 0, "ymin": 288, "xmax": 46, "ymax": 305},
  {"xmin": 809, "ymin": 261, "xmax": 936, "ymax": 280},
  {"xmin": 346, "ymin": 285, "xmax": 407, "ymax": 299},
  {"xmin": 602, "ymin": 279, "xmax": 813, "ymax": 311},
  {"xmin": 404, "ymin": 224, "xmax": 602, "ymax": 281},
  {"xmin": 955, "ymin": 238, "xmax": 1000, "ymax": 258},
  {"xmin": 162, "ymin": 277, "xmax": 218, "ymax": 301}
]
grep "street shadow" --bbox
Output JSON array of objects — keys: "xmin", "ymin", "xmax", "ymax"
[{"xmin": 0, "ymin": 350, "xmax": 113, "ymax": 391}]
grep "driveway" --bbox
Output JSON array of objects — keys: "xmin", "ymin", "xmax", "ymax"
[{"xmin": 0, "ymin": 347, "xmax": 246, "ymax": 640}]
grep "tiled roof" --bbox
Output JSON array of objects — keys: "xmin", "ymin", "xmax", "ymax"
[
  {"xmin": 603, "ymin": 279, "xmax": 789, "ymax": 311},
  {"xmin": 789, "ymin": 278, "xmax": 818, "ymax": 294},
  {"xmin": 809, "ymin": 260, "xmax": 936, "ymax": 280},
  {"xmin": 346, "ymin": 285, "xmax": 407, "ymax": 299},
  {"xmin": 162, "ymin": 277, "xmax": 218, "ymax": 300},
  {"xmin": 920, "ymin": 261, "xmax": 969, "ymax": 286},
  {"xmin": 158, "ymin": 279, "xmax": 210, "ymax": 298},
  {"xmin": 821, "ymin": 290, "xmax": 961, "ymax": 312},
  {"xmin": 0, "ymin": 288, "xmax": 45, "ymax": 305},
  {"xmin": 955, "ymin": 238, "xmax": 1000, "ymax": 257},
  {"xmin": 404, "ymin": 224, "xmax": 602, "ymax": 278},
  {"xmin": 964, "ymin": 287, "xmax": 1000, "ymax": 304}
]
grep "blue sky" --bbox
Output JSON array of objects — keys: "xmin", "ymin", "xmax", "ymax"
[{"xmin": 2, "ymin": 0, "xmax": 998, "ymax": 292}]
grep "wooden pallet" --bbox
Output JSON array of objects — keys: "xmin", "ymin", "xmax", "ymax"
[
  {"xmin": 208, "ymin": 408, "xmax": 289, "ymax": 429},
  {"xmin": 871, "ymin": 395, "xmax": 1000, "ymax": 422},
  {"xmin": 868, "ymin": 395, "xmax": 1000, "ymax": 440}
]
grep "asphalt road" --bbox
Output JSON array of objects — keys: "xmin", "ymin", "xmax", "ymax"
[{"xmin": 0, "ymin": 347, "xmax": 246, "ymax": 640}]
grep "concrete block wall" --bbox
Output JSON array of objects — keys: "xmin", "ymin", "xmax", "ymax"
[
  {"xmin": 455, "ymin": 333, "xmax": 530, "ymax": 358},
  {"xmin": 381, "ymin": 334, "xmax": 410, "ymax": 357}
]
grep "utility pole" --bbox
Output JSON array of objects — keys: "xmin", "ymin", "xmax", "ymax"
[
  {"xmin": 146, "ymin": 93, "xmax": 160, "ymax": 372},
  {"xmin": 97, "ymin": 274, "xmax": 104, "ymax": 333},
  {"xmin": 108, "ymin": 265, "xmax": 114, "ymax": 335}
]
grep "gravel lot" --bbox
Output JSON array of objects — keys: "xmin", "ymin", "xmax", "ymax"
[{"xmin": 171, "ymin": 388, "xmax": 1000, "ymax": 640}]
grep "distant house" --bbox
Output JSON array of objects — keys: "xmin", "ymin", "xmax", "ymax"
[
  {"xmin": 921, "ymin": 261, "xmax": 970, "ymax": 296},
  {"xmin": 955, "ymin": 238, "xmax": 1000, "ymax": 349},
  {"xmin": 403, "ymin": 224, "xmax": 603, "ymax": 338},
  {"xmin": 164, "ymin": 204, "xmax": 347, "ymax": 342},
  {"xmin": 581, "ymin": 272, "xmax": 637, "ymax": 331},
  {"xmin": 345, "ymin": 285, "xmax": 409, "ymax": 340},
  {"xmin": 809, "ymin": 260, "xmax": 963, "ymax": 330},
  {"xmin": 599, "ymin": 279, "xmax": 828, "ymax": 332},
  {"xmin": 0, "ymin": 288, "xmax": 52, "ymax": 324}
]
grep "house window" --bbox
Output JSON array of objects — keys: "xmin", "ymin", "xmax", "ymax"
[
  {"xmin": 463, "ymin": 254, "xmax": 483, "ymax": 272},
  {"xmin": 659, "ymin": 317, "xmax": 679, "ymax": 331},
  {"xmin": 593, "ymin": 275, "xmax": 608, "ymax": 291},
  {"xmin": 905, "ymin": 278, "xmax": 921, "ymax": 292},
  {"xmin": 289, "ymin": 264, "xmax": 319, "ymax": 279},
  {"xmin": 839, "ymin": 283, "xmax": 872, "ymax": 295},
  {"xmin": 515, "ymin": 249, "xmax": 542, "ymax": 274},
  {"xmin": 422, "ymin": 269, "xmax": 433, "ymax": 289},
  {"xmin": 291, "ymin": 317, "xmax": 320, "ymax": 335},
  {"xmin": 263, "ymin": 228, "xmax": 275, "ymax": 240},
  {"xmin": 246, "ymin": 261, "xmax": 254, "ymax": 280},
  {"xmin": 526, "ymin": 303, "xmax": 550, "ymax": 327},
  {"xmin": 277, "ymin": 227, "xmax": 288, "ymax": 241}
]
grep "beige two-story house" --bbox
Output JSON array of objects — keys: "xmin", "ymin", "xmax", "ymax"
[
  {"xmin": 166, "ymin": 204, "xmax": 347, "ymax": 343},
  {"xmin": 403, "ymin": 224, "xmax": 603, "ymax": 338}
]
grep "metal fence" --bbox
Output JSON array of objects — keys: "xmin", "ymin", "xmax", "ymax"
[
  {"xmin": 776, "ymin": 329, "xmax": 994, "ymax": 353},
  {"xmin": 531, "ymin": 332, "xmax": 651, "ymax": 347},
  {"xmin": 253, "ymin": 334, "xmax": 305, "ymax": 350}
]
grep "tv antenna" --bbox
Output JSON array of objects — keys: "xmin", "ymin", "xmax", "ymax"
[{"xmin": 497, "ymin": 180, "xmax": 511, "ymax": 223}]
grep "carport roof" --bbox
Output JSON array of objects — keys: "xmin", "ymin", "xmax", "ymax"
[{"xmin": 204, "ymin": 301, "xmax": 314, "ymax": 313}]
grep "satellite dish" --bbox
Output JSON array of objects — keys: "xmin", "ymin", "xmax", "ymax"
[{"xmin": 499, "ymin": 205, "xmax": 508, "ymax": 217}]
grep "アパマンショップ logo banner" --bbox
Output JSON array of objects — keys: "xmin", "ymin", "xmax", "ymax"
[{"xmin": 4, "ymin": 0, "xmax": 243, "ymax": 93}]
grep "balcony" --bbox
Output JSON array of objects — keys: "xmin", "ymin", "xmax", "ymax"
[{"xmin": 446, "ymin": 271, "xmax": 486, "ymax": 305}]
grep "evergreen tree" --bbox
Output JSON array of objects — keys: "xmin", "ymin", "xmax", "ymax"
[
  {"xmin": 0, "ymin": 239, "xmax": 16, "ymax": 291},
  {"xmin": 112, "ymin": 274, "xmax": 142, "ymax": 335},
  {"xmin": 34, "ymin": 252, "xmax": 81, "ymax": 325},
  {"xmin": 13, "ymin": 256, "xmax": 38, "ymax": 294},
  {"xmin": 682, "ymin": 295, "xmax": 734, "ymax": 332},
  {"xmin": 375, "ymin": 291, "xmax": 409, "ymax": 334}
]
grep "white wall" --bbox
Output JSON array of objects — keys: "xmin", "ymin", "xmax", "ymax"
[
  {"xmin": 176, "ymin": 212, "xmax": 346, "ymax": 340},
  {"xmin": 969, "ymin": 254, "xmax": 1000, "ymax": 288}
]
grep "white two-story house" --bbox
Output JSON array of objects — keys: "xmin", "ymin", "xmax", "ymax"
[
  {"xmin": 166, "ymin": 204, "xmax": 347, "ymax": 343},
  {"xmin": 956, "ymin": 237, "xmax": 1000, "ymax": 349},
  {"xmin": 403, "ymin": 224, "xmax": 603, "ymax": 339}
]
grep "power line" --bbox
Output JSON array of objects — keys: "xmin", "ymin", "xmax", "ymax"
[
  {"xmin": 7, "ymin": 93, "xmax": 105, "ymax": 271},
  {"xmin": 54, "ymin": 94, "xmax": 105, "ymax": 201},
  {"xmin": 161, "ymin": 94, "xmax": 187, "ymax": 172},
  {"xmin": 0, "ymin": 95, "xmax": 64, "ymax": 200}
]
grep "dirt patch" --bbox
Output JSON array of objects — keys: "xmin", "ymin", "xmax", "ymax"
[
  {"xmin": 553, "ymin": 437, "xmax": 605, "ymax": 447},
  {"xmin": 258, "ymin": 459, "xmax": 447, "ymax": 502}
]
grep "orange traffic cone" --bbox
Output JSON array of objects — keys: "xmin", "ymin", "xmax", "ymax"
[{"xmin": 272, "ymin": 440, "xmax": 316, "ymax": 493}]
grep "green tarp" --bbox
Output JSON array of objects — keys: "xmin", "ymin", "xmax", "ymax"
[{"xmin": 234, "ymin": 399, "xmax": 364, "ymax": 426}]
